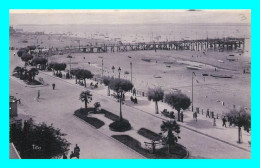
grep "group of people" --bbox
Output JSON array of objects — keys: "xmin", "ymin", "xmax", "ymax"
[
  {"xmin": 90, "ymin": 82, "xmax": 98, "ymax": 89},
  {"xmin": 130, "ymin": 96, "xmax": 138, "ymax": 104},
  {"xmin": 130, "ymin": 88, "xmax": 138, "ymax": 104},
  {"xmin": 63, "ymin": 144, "xmax": 81, "ymax": 159},
  {"xmin": 206, "ymin": 109, "xmax": 215, "ymax": 118}
]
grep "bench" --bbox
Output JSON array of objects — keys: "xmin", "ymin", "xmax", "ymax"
[{"xmin": 161, "ymin": 109, "xmax": 175, "ymax": 119}]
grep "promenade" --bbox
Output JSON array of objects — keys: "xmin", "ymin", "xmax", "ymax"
[{"xmin": 10, "ymin": 51, "xmax": 250, "ymax": 159}]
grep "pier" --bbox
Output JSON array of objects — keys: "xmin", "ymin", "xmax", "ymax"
[{"xmin": 49, "ymin": 37, "xmax": 245, "ymax": 55}]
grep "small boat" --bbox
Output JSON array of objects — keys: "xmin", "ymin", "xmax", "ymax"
[
  {"xmin": 153, "ymin": 75, "xmax": 162, "ymax": 78},
  {"xmin": 210, "ymin": 74, "xmax": 233, "ymax": 78},
  {"xmin": 171, "ymin": 88, "xmax": 181, "ymax": 92},
  {"xmin": 186, "ymin": 66, "xmax": 201, "ymax": 70},
  {"xmin": 218, "ymin": 60, "xmax": 224, "ymax": 63}
]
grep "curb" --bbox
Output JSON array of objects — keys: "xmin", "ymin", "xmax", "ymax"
[
  {"xmin": 73, "ymin": 115, "xmax": 146, "ymax": 159},
  {"xmin": 40, "ymin": 71, "xmax": 250, "ymax": 153}
]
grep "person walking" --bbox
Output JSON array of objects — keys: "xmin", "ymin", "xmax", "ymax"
[
  {"xmin": 206, "ymin": 109, "xmax": 210, "ymax": 118},
  {"xmin": 133, "ymin": 88, "xmax": 136, "ymax": 96},
  {"xmin": 194, "ymin": 112, "xmax": 198, "ymax": 122},
  {"xmin": 74, "ymin": 144, "xmax": 80, "ymax": 159},
  {"xmin": 222, "ymin": 116, "xmax": 227, "ymax": 128},
  {"xmin": 52, "ymin": 83, "xmax": 55, "ymax": 90},
  {"xmin": 37, "ymin": 90, "xmax": 40, "ymax": 101}
]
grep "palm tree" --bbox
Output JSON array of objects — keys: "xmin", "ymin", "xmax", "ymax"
[
  {"xmin": 79, "ymin": 90, "xmax": 92, "ymax": 114},
  {"xmin": 147, "ymin": 87, "xmax": 164, "ymax": 114},
  {"xmin": 160, "ymin": 120, "xmax": 180, "ymax": 154}
]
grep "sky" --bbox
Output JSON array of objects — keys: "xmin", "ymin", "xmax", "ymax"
[{"xmin": 9, "ymin": 10, "xmax": 251, "ymax": 25}]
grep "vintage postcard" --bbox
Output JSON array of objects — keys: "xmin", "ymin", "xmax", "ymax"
[{"xmin": 9, "ymin": 9, "xmax": 251, "ymax": 159}]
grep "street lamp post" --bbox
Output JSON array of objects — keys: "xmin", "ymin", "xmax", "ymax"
[
  {"xmin": 130, "ymin": 62, "xmax": 132, "ymax": 83},
  {"xmin": 102, "ymin": 59, "xmax": 104, "ymax": 79},
  {"xmin": 119, "ymin": 87, "xmax": 123, "ymax": 122},
  {"xmin": 118, "ymin": 67, "xmax": 121, "ymax": 79},
  {"xmin": 192, "ymin": 72, "xmax": 196, "ymax": 112}
]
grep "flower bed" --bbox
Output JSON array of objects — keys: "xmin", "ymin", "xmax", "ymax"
[
  {"xmin": 74, "ymin": 108, "xmax": 105, "ymax": 129},
  {"xmin": 109, "ymin": 120, "xmax": 131, "ymax": 132},
  {"xmin": 112, "ymin": 135, "xmax": 188, "ymax": 159},
  {"xmin": 137, "ymin": 128, "xmax": 161, "ymax": 141}
]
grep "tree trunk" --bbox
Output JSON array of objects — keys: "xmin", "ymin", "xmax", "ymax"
[
  {"xmin": 84, "ymin": 79, "xmax": 86, "ymax": 87},
  {"xmin": 238, "ymin": 127, "xmax": 242, "ymax": 143},
  {"xmin": 85, "ymin": 100, "xmax": 88, "ymax": 114},
  {"xmin": 178, "ymin": 110, "xmax": 180, "ymax": 121},
  {"xmin": 75, "ymin": 78, "xmax": 77, "ymax": 84},
  {"xmin": 168, "ymin": 144, "xmax": 171, "ymax": 154},
  {"xmin": 155, "ymin": 101, "xmax": 159, "ymax": 114}
]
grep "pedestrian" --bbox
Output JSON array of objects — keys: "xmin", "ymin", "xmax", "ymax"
[
  {"xmin": 213, "ymin": 117, "xmax": 216, "ymax": 126},
  {"xmin": 206, "ymin": 109, "xmax": 210, "ymax": 118},
  {"xmin": 63, "ymin": 153, "xmax": 67, "ymax": 159},
  {"xmin": 222, "ymin": 116, "xmax": 227, "ymax": 128},
  {"xmin": 74, "ymin": 144, "xmax": 80, "ymax": 159},
  {"xmin": 122, "ymin": 93, "xmax": 125, "ymax": 101},
  {"xmin": 37, "ymin": 90, "xmax": 40, "ymax": 100},
  {"xmin": 193, "ymin": 112, "xmax": 197, "ymax": 122},
  {"xmin": 133, "ymin": 88, "xmax": 136, "ymax": 96},
  {"xmin": 14, "ymin": 52, "xmax": 16, "ymax": 56},
  {"xmin": 52, "ymin": 83, "xmax": 55, "ymax": 90}
]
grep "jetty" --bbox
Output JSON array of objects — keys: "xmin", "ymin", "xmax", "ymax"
[{"xmin": 48, "ymin": 37, "xmax": 245, "ymax": 55}]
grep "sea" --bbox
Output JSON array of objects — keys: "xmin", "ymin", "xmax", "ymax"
[{"xmin": 14, "ymin": 23, "xmax": 251, "ymax": 54}]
